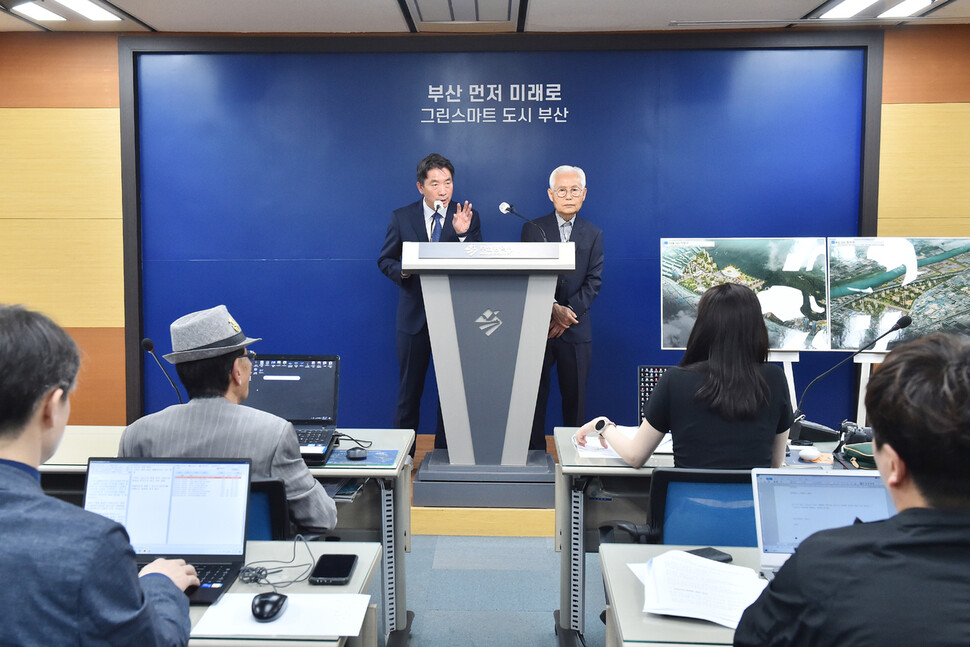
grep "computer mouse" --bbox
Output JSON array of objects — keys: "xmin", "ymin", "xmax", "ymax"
[
  {"xmin": 346, "ymin": 447, "xmax": 367, "ymax": 461},
  {"xmin": 799, "ymin": 446, "xmax": 821, "ymax": 462},
  {"xmin": 252, "ymin": 592, "xmax": 288, "ymax": 622}
]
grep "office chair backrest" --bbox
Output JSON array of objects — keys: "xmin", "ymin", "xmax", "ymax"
[
  {"xmin": 248, "ymin": 479, "xmax": 290, "ymax": 540},
  {"xmin": 649, "ymin": 468, "xmax": 757, "ymax": 547}
]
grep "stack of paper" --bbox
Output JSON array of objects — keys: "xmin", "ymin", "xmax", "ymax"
[{"xmin": 628, "ymin": 550, "xmax": 767, "ymax": 628}]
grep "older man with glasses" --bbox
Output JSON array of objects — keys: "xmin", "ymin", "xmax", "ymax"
[{"xmin": 520, "ymin": 165, "xmax": 604, "ymax": 453}]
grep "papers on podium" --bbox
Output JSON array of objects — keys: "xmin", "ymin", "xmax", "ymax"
[{"xmin": 628, "ymin": 550, "xmax": 767, "ymax": 629}]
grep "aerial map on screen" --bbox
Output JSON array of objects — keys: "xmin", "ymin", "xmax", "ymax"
[
  {"xmin": 661, "ymin": 238, "xmax": 829, "ymax": 351},
  {"xmin": 829, "ymin": 237, "xmax": 970, "ymax": 351}
]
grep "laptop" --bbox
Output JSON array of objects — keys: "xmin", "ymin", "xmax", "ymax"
[
  {"xmin": 245, "ymin": 354, "xmax": 340, "ymax": 465},
  {"xmin": 84, "ymin": 458, "xmax": 251, "ymax": 605},
  {"xmin": 751, "ymin": 468, "xmax": 896, "ymax": 580}
]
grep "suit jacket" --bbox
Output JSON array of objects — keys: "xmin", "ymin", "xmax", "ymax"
[
  {"xmin": 119, "ymin": 397, "xmax": 337, "ymax": 532},
  {"xmin": 378, "ymin": 198, "xmax": 483, "ymax": 335},
  {"xmin": 521, "ymin": 212, "xmax": 603, "ymax": 343},
  {"xmin": 0, "ymin": 461, "xmax": 190, "ymax": 647}
]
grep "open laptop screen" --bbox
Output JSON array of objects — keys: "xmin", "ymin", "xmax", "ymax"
[
  {"xmin": 246, "ymin": 354, "xmax": 339, "ymax": 424},
  {"xmin": 754, "ymin": 470, "xmax": 896, "ymax": 555},
  {"xmin": 84, "ymin": 458, "xmax": 250, "ymax": 557}
]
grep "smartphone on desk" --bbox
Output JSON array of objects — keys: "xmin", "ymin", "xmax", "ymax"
[
  {"xmin": 686, "ymin": 547, "xmax": 733, "ymax": 563},
  {"xmin": 309, "ymin": 553, "xmax": 358, "ymax": 585}
]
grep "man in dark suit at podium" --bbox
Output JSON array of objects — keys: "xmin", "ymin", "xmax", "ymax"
[
  {"xmin": 521, "ymin": 165, "xmax": 604, "ymax": 451},
  {"xmin": 378, "ymin": 153, "xmax": 482, "ymax": 451}
]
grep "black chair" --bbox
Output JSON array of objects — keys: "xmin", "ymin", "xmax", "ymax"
[
  {"xmin": 599, "ymin": 467, "xmax": 757, "ymax": 546},
  {"xmin": 248, "ymin": 478, "xmax": 291, "ymax": 540}
]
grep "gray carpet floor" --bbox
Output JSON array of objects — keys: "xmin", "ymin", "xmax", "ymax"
[{"xmin": 367, "ymin": 535, "xmax": 607, "ymax": 646}]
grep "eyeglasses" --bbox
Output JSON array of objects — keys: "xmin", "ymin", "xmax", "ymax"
[
  {"xmin": 244, "ymin": 350, "xmax": 257, "ymax": 363},
  {"xmin": 554, "ymin": 187, "xmax": 585, "ymax": 198}
]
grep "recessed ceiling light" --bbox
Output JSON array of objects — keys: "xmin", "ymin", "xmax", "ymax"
[
  {"xmin": 12, "ymin": 2, "xmax": 66, "ymax": 20},
  {"xmin": 878, "ymin": 0, "xmax": 932, "ymax": 18},
  {"xmin": 52, "ymin": 0, "xmax": 121, "ymax": 21},
  {"xmin": 820, "ymin": 0, "xmax": 880, "ymax": 19}
]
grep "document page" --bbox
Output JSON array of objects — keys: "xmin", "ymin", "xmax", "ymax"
[
  {"xmin": 192, "ymin": 593, "xmax": 370, "ymax": 638},
  {"xmin": 629, "ymin": 550, "xmax": 767, "ymax": 628},
  {"xmin": 571, "ymin": 425, "xmax": 673, "ymax": 458}
]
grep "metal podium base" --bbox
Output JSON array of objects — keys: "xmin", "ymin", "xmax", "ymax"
[{"xmin": 412, "ymin": 449, "xmax": 555, "ymax": 508}]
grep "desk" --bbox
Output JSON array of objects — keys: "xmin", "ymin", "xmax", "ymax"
[
  {"xmin": 553, "ymin": 427, "xmax": 834, "ymax": 645},
  {"xmin": 190, "ymin": 540, "xmax": 381, "ymax": 647},
  {"xmin": 309, "ymin": 429, "xmax": 415, "ymax": 647},
  {"xmin": 599, "ymin": 544, "xmax": 758, "ymax": 647},
  {"xmin": 553, "ymin": 426, "xmax": 672, "ymax": 645},
  {"xmin": 40, "ymin": 426, "xmax": 415, "ymax": 647}
]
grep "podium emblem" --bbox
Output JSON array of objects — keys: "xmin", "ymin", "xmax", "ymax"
[{"xmin": 475, "ymin": 309, "xmax": 503, "ymax": 336}]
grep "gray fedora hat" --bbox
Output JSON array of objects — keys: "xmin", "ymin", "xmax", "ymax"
[{"xmin": 163, "ymin": 305, "xmax": 261, "ymax": 364}]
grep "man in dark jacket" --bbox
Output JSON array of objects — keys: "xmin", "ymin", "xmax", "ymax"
[
  {"xmin": 521, "ymin": 165, "xmax": 603, "ymax": 451},
  {"xmin": 735, "ymin": 332, "xmax": 970, "ymax": 647},
  {"xmin": 0, "ymin": 304, "xmax": 198, "ymax": 647}
]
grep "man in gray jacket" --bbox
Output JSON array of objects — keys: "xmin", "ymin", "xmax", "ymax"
[{"xmin": 120, "ymin": 305, "xmax": 337, "ymax": 533}]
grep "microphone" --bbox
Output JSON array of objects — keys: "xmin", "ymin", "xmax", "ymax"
[
  {"xmin": 142, "ymin": 338, "xmax": 184, "ymax": 404},
  {"xmin": 791, "ymin": 315, "xmax": 912, "ymax": 440},
  {"xmin": 433, "ymin": 200, "xmax": 444, "ymax": 214},
  {"xmin": 499, "ymin": 202, "xmax": 547, "ymax": 242}
]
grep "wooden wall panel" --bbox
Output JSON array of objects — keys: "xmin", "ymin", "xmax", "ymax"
[
  {"xmin": 0, "ymin": 108, "xmax": 122, "ymax": 219},
  {"xmin": 65, "ymin": 326, "xmax": 126, "ymax": 425},
  {"xmin": 883, "ymin": 26, "xmax": 970, "ymax": 104},
  {"xmin": 877, "ymin": 103, "xmax": 970, "ymax": 236},
  {"xmin": 876, "ymin": 217, "xmax": 970, "ymax": 237},
  {"xmin": 0, "ymin": 218, "xmax": 124, "ymax": 327},
  {"xmin": 0, "ymin": 33, "xmax": 119, "ymax": 108}
]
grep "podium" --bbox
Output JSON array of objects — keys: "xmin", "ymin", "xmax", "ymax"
[{"xmin": 403, "ymin": 241, "xmax": 575, "ymax": 507}]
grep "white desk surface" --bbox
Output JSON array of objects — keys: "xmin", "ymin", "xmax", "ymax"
[
  {"xmin": 600, "ymin": 544, "xmax": 760, "ymax": 647},
  {"xmin": 41, "ymin": 425, "xmax": 124, "ymax": 473},
  {"xmin": 41, "ymin": 426, "xmax": 414, "ymax": 478},
  {"xmin": 190, "ymin": 540, "xmax": 381, "ymax": 646},
  {"xmin": 555, "ymin": 427, "xmax": 841, "ymax": 475}
]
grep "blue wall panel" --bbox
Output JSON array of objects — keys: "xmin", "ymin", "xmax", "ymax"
[{"xmin": 138, "ymin": 47, "xmax": 866, "ymax": 432}]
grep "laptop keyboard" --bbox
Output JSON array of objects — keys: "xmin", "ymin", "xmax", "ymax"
[
  {"xmin": 296, "ymin": 427, "xmax": 335, "ymax": 446},
  {"xmin": 296, "ymin": 428, "xmax": 331, "ymax": 445},
  {"xmin": 196, "ymin": 563, "xmax": 232, "ymax": 586},
  {"xmin": 136, "ymin": 561, "xmax": 233, "ymax": 589}
]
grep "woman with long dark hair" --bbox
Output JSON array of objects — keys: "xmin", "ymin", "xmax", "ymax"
[{"xmin": 575, "ymin": 282, "xmax": 793, "ymax": 468}]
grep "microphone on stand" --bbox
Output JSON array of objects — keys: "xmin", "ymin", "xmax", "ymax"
[
  {"xmin": 499, "ymin": 202, "xmax": 547, "ymax": 242},
  {"xmin": 791, "ymin": 315, "xmax": 912, "ymax": 441},
  {"xmin": 142, "ymin": 338, "xmax": 184, "ymax": 404}
]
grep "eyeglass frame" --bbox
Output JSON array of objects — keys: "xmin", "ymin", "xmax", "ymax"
[{"xmin": 553, "ymin": 186, "xmax": 586, "ymax": 198}]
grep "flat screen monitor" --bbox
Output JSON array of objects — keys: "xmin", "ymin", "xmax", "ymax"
[
  {"xmin": 828, "ymin": 237, "xmax": 970, "ymax": 350},
  {"xmin": 660, "ymin": 238, "xmax": 829, "ymax": 351},
  {"xmin": 245, "ymin": 354, "xmax": 339, "ymax": 425}
]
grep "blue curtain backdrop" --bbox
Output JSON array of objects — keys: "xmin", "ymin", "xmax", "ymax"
[{"xmin": 137, "ymin": 48, "xmax": 865, "ymax": 432}]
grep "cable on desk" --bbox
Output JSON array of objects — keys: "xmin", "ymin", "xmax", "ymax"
[
  {"xmin": 334, "ymin": 432, "xmax": 373, "ymax": 449},
  {"xmin": 238, "ymin": 534, "xmax": 315, "ymax": 591}
]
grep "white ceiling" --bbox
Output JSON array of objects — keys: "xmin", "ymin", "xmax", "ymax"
[{"xmin": 1, "ymin": 0, "xmax": 969, "ymax": 33}]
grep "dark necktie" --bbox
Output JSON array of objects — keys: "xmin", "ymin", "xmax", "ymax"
[{"xmin": 431, "ymin": 213, "xmax": 442, "ymax": 242}]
